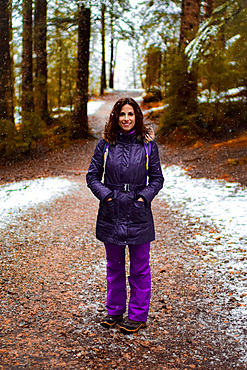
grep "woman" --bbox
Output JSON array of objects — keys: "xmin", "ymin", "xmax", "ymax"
[{"xmin": 86, "ymin": 97, "xmax": 164, "ymax": 334}]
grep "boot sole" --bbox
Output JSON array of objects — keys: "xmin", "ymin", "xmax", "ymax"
[
  {"xmin": 100, "ymin": 318, "xmax": 123, "ymax": 328},
  {"xmin": 120, "ymin": 322, "xmax": 147, "ymax": 334}
]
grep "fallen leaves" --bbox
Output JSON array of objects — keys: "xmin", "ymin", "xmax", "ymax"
[
  {"xmin": 0, "ymin": 118, "xmax": 246, "ymax": 368},
  {"xmin": 227, "ymin": 157, "xmax": 247, "ymax": 166},
  {"xmin": 139, "ymin": 340, "xmax": 150, "ymax": 348}
]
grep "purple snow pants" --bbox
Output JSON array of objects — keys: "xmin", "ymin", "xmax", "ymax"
[{"xmin": 104, "ymin": 242, "xmax": 151, "ymax": 322}]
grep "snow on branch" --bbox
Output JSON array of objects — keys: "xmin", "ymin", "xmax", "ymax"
[{"xmin": 185, "ymin": 0, "xmax": 246, "ymax": 71}]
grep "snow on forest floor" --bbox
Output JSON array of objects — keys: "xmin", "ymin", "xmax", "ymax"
[
  {"xmin": 0, "ymin": 164, "xmax": 246, "ymax": 367},
  {"xmin": 88, "ymin": 101, "xmax": 105, "ymax": 115},
  {"xmin": 0, "ymin": 177, "xmax": 78, "ymax": 231},
  {"xmin": 1, "ymin": 165, "xmax": 246, "ymax": 313},
  {"xmin": 159, "ymin": 165, "xmax": 247, "ymax": 339},
  {"xmin": 160, "ymin": 165, "xmax": 247, "ymax": 297}
]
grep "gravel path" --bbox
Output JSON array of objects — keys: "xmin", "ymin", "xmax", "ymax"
[{"xmin": 0, "ymin": 91, "xmax": 246, "ymax": 369}]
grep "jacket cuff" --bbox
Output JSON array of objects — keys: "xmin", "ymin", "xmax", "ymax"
[
  {"xmin": 136, "ymin": 194, "xmax": 146, "ymax": 203},
  {"xmin": 137, "ymin": 188, "xmax": 154, "ymax": 204},
  {"xmin": 103, "ymin": 191, "xmax": 114, "ymax": 202}
]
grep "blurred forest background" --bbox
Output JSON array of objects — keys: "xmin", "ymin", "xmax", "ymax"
[{"xmin": 0, "ymin": 0, "xmax": 246, "ymax": 159}]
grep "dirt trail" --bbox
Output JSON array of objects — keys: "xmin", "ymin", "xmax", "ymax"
[{"xmin": 0, "ymin": 91, "xmax": 246, "ymax": 369}]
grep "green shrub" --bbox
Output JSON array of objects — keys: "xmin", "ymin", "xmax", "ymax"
[
  {"xmin": 159, "ymin": 100, "xmax": 247, "ymax": 139},
  {"xmin": 20, "ymin": 112, "xmax": 46, "ymax": 141},
  {"xmin": 0, "ymin": 119, "xmax": 18, "ymax": 158},
  {"xmin": 0, "ymin": 113, "xmax": 47, "ymax": 159}
]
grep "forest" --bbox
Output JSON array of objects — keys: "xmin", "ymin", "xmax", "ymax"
[
  {"xmin": 0, "ymin": 0, "xmax": 246, "ymax": 159},
  {"xmin": 1, "ymin": 2, "xmax": 247, "ymax": 367}
]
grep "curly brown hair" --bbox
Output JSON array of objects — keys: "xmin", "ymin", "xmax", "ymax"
[{"xmin": 102, "ymin": 97, "xmax": 148, "ymax": 144}]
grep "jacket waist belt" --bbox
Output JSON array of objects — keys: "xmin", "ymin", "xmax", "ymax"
[{"xmin": 105, "ymin": 182, "xmax": 145, "ymax": 193}]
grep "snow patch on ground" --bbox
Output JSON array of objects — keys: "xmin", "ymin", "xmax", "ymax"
[
  {"xmin": 160, "ymin": 165, "xmax": 247, "ymax": 363},
  {"xmin": 1, "ymin": 167, "xmax": 246, "ymax": 314},
  {"xmin": 160, "ymin": 165, "xmax": 247, "ymax": 237},
  {"xmin": 159, "ymin": 165, "xmax": 247, "ymax": 308},
  {"xmin": 88, "ymin": 101, "xmax": 105, "ymax": 115},
  {"xmin": 0, "ymin": 177, "xmax": 76, "ymax": 231}
]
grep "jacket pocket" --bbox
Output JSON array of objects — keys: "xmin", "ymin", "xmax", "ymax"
[
  {"xmin": 102, "ymin": 198, "xmax": 116, "ymax": 222},
  {"xmin": 132, "ymin": 199, "xmax": 149, "ymax": 223}
]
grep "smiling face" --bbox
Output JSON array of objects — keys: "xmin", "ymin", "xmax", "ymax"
[{"xmin": 118, "ymin": 104, "xmax": 136, "ymax": 133}]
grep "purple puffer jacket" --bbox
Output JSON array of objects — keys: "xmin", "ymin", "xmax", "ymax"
[{"xmin": 86, "ymin": 131, "xmax": 164, "ymax": 246}]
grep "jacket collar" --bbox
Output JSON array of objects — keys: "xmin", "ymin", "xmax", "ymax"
[{"xmin": 117, "ymin": 130, "xmax": 138, "ymax": 143}]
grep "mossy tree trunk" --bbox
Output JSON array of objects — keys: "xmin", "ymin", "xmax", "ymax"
[
  {"xmin": 71, "ymin": 5, "xmax": 91, "ymax": 139},
  {"xmin": 145, "ymin": 46, "xmax": 162, "ymax": 89},
  {"xmin": 0, "ymin": 0, "xmax": 14, "ymax": 123}
]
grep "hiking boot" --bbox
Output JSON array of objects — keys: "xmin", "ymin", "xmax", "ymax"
[
  {"xmin": 120, "ymin": 318, "xmax": 147, "ymax": 334},
  {"xmin": 100, "ymin": 314, "xmax": 123, "ymax": 328}
]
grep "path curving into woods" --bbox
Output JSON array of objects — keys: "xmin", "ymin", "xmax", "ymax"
[{"xmin": 0, "ymin": 91, "xmax": 246, "ymax": 369}]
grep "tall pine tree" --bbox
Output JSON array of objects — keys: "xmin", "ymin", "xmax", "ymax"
[
  {"xmin": 100, "ymin": 1, "xmax": 107, "ymax": 95},
  {"xmin": 0, "ymin": 0, "xmax": 14, "ymax": 122},
  {"xmin": 22, "ymin": 0, "xmax": 34, "ymax": 116},
  {"xmin": 178, "ymin": 0, "xmax": 201, "ymax": 116},
  {"xmin": 72, "ymin": 4, "xmax": 91, "ymax": 139},
  {"xmin": 34, "ymin": 0, "xmax": 51, "ymax": 124}
]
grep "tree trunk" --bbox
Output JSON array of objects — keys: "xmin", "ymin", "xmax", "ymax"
[
  {"xmin": 179, "ymin": 0, "xmax": 201, "ymax": 49},
  {"xmin": 109, "ymin": 12, "xmax": 114, "ymax": 89},
  {"xmin": 57, "ymin": 32, "xmax": 62, "ymax": 117},
  {"xmin": 132, "ymin": 47, "xmax": 136, "ymax": 89},
  {"xmin": 58, "ymin": 51, "xmax": 62, "ymax": 117},
  {"xmin": 0, "ymin": 0, "xmax": 14, "ymax": 122},
  {"xmin": 204, "ymin": 0, "xmax": 214, "ymax": 18},
  {"xmin": 100, "ymin": 2, "xmax": 106, "ymax": 95},
  {"xmin": 178, "ymin": 0, "xmax": 201, "ymax": 117},
  {"xmin": 34, "ymin": 0, "xmax": 51, "ymax": 124},
  {"xmin": 145, "ymin": 46, "xmax": 162, "ymax": 89},
  {"xmin": 72, "ymin": 5, "xmax": 90, "ymax": 139},
  {"xmin": 22, "ymin": 0, "xmax": 34, "ymax": 115}
]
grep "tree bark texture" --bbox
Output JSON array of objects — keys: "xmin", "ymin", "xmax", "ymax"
[
  {"xmin": 56, "ymin": 30, "xmax": 62, "ymax": 116},
  {"xmin": 72, "ymin": 5, "xmax": 90, "ymax": 139},
  {"xmin": 178, "ymin": 0, "xmax": 201, "ymax": 116},
  {"xmin": 109, "ymin": 12, "xmax": 114, "ymax": 89},
  {"xmin": 204, "ymin": 0, "xmax": 214, "ymax": 19},
  {"xmin": 179, "ymin": 0, "xmax": 201, "ymax": 49},
  {"xmin": 145, "ymin": 47, "xmax": 162, "ymax": 89},
  {"xmin": 0, "ymin": 0, "xmax": 14, "ymax": 122},
  {"xmin": 22, "ymin": 0, "xmax": 34, "ymax": 114},
  {"xmin": 34, "ymin": 0, "xmax": 50, "ymax": 123},
  {"xmin": 100, "ymin": 2, "xmax": 106, "ymax": 95}
]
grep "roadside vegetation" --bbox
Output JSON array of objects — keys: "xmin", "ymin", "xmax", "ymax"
[{"xmin": 0, "ymin": 0, "xmax": 246, "ymax": 161}]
